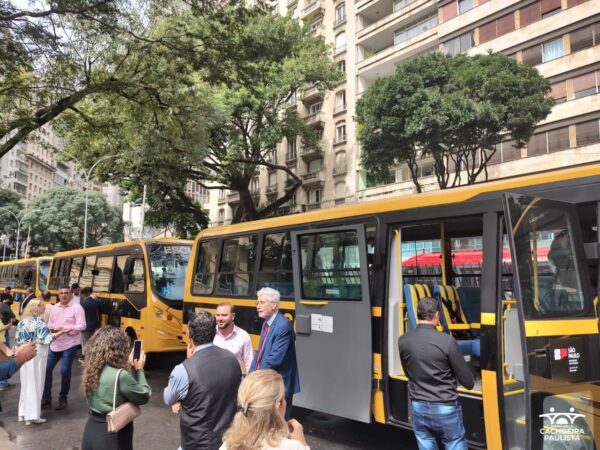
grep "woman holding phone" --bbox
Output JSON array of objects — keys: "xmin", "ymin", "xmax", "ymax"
[
  {"xmin": 16, "ymin": 299, "xmax": 65, "ymax": 425},
  {"xmin": 220, "ymin": 369, "xmax": 310, "ymax": 450},
  {"xmin": 81, "ymin": 327, "xmax": 151, "ymax": 450}
]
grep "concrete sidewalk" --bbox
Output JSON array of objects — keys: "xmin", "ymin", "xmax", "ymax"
[{"xmin": 0, "ymin": 422, "xmax": 16, "ymax": 449}]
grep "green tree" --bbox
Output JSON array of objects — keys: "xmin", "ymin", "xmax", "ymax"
[
  {"xmin": 0, "ymin": 0, "xmax": 177, "ymax": 158},
  {"xmin": 57, "ymin": 3, "xmax": 341, "ymax": 225},
  {"xmin": 356, "ymin": 52, "xmax": 554, "ymax": 192},
  {"xmin": 21, "ymin": 187, "xmax": 123, "ymax": 253}
]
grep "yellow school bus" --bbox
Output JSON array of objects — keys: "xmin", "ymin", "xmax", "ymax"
[
  {"xmin": 184, "ymin": 162, "xmax": 600, "ymax": 449},
  {"xmin": 49, "ymin": 238, "xmax": 191, "ymax": 353},
  {"xmin": 0, "ymin": 257, "xmax": 52, "ymax": 317}
]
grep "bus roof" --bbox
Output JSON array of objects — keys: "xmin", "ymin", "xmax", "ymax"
[
  {"xmin": 52, "ymin": 238, "xmax": 193, "ymax": 258},
  {"xmin": 198, "ymin": 162, "xmax": 600, "ymax": 239},
  {"xmin": 0, "ymin": 257, "xmax": 51, "ymax": 266}
]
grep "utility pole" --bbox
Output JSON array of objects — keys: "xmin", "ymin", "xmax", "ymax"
[
  {"xmin": 0, "ymin": 208, "xmax": 21, "ymax": 259},
  {"xmin": 140, "ymin": 185, "xmax": 147, "ymax": 240}
]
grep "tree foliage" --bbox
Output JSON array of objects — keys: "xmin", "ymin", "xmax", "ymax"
[
  {"xmin": 356, "ymin": 52, "xmax": 554, "ymax": 192},
  {"xmin": 21, "ymin": 187, "xmax": 123, "ymax": 253},
  {"xmin": 57, "ymin": 2, "xmax": 341, "ymax": 225},
  {"xmin": 0, "ymin": 187, "xmax": 23, "ymax": 237}
]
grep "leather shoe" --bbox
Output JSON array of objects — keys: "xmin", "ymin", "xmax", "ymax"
[
  {"xmin": 41, "ymin": 400, "xmax": 51, "ymax": 410},
  {"xmin": 55, "ymin": 399, "xmax": 68, "ymax": 410}
]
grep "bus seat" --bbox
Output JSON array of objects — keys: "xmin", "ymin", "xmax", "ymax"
[
  {"xmin": 456, "ymin": 286, "xmax": 482, "ymax": 324},
  {"xmin": 403, "ymin": 283, "xmax": 431, "ymax": 329},
  {"xmin": 434, "ymin": 284, "xmax": 480, "ymax": 358}
]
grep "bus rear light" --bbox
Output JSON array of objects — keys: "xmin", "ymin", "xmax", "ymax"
[
  {"xmin": 155, "ymin": 310, "xmax": 164, "ymax": 319},
  {"xmin": 167, "ymin": 313, "xmax": 173, "ymax": 321}
]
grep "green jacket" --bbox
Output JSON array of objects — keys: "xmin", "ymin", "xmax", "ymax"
[{"xmin": 87, "ymin": 365, "xmax": 151, "ymax": 414}]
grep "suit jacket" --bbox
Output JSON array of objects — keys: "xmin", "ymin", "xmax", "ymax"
[{"xmin": 250, "ymin": 312, "xmax": 300, "ymax": 397}]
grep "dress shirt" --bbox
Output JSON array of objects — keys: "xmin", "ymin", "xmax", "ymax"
[
  {"xmin": 163, "ymin": 343, "xmax": 213, "ymax": 406},
  {"xmin": 214, "ymin": 325, "xmax": 254, "ymax": 373},
  {"xmin": 398, "ymin": 324, "xmax": 474, "ymax": 403},
  {"xmin": 47, "ymin": 300, "xmax": 86, "ymax": 352},
  {"xmin": 71, "ymin": 294, "xmax": 81, "ymax": 305}
]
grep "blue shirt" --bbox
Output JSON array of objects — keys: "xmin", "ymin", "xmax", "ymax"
[
  {"xmin": 81, "ymin": 296, "xmax": 101, "ymax": 332},
  {"xmin": 163, "ymin": 343, "xmax": 214, "ymax": 406}
]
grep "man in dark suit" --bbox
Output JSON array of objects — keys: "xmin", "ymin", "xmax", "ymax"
[
  {"xmin": 164, "ymin": 310, "xmax": 241, "ymax": 450},
  {"xmin": 20, "ymin": 287, "xmax": 35, "ymax": 315},
  {"xmin": 250, "ymin": 287, "xmax": 300, "ymax": 420}
]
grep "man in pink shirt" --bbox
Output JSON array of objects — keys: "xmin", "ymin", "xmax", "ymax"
[
  {"xmin": 213, "ymin": 303, "xmax": 253, "ymax": 373},
  {"xmin": 42, "ymin": 286, "xmax": 86, "ymax": 411}
]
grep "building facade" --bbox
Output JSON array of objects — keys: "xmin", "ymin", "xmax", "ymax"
[{"xmin": 206, "ymin": 0, "xmax": 600, "ymax": 225}]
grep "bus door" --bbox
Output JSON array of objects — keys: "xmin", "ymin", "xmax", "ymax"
[
  {"xmin": 290, "ymin": 225, "xmax": 373, "ymax": 422},
  {"xmin": 502, "ymin": 193, "xmax": 600, "ymax": 450}
]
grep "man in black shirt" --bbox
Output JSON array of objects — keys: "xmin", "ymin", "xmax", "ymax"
[
  {"xmin": 398, "ymin": 296, "xmax": 474, "ymax": 450},
  {"xmin": 79, "ymin": 287, "xmax": 100, "ymax": 363}
]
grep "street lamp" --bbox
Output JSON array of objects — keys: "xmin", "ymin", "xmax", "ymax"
[
  {"xmin": 56, "ymin": 151, "xmax": 124, "ymax": 249},
  {"xmin": 0, "ymin": 207, "xmax": 22, "ymax": 259}
]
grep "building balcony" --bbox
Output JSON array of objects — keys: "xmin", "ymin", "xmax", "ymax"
[
  {"xmin": 285, "ymin": 153, "xmax": 297, "ymax": 164},
  {"xmin": 333, "ymin": 136, "xmax": 347, "ymax": 147},
  {"xmin": 304, "ymin": 111, "xmax": 324, "ymax": 126},
  {"xmin": 307, "ymin": 202, "xmax": 321, "ymax": 211},
  {"xmin": 301, "ymin": 170, "xmax": 325, "ymax": 188},
  {"xmin": 333, "ymin": 164, "xmax": 347, "ymax": 176},
  {"xmin": 288, "ymin": 0, "xmax": 298, "ymax": 7},
  {"xmin": 266, "ymin": 184, "xmax": 279, "ymax": 195},
  {"xmin": 302, "ymin": 85, "xmax": 322, "ymax": 103},
  {"xmin": 300, "ymin": 145, "xmax": 322, "ymax": 161},
  {"xmin": 334, "ymin": 16, "xmax": 347, "ymax": 29},
  {"xmin": 334, "ymin": 104, "xmax": 347, "ymax": 116},
  {"xmin": 335, "ymin": 198, "xmax": 347, "ymax": 205},
  {"xmin": 14, "ymin": 172, "xmax": 28, "ymax": 184},
  {"xmin": 250, "ymin": 188, "xmax": 261, "ymax": 199},
  {"xmin": 284, "ymin": 178, "xmax": 299, "ymax": 191},
  {"xmin": 300, "ymin": 0, "xmax": 324, "ymax": 20}
]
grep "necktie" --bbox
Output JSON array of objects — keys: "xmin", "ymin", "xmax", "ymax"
[{"xmin": 255, "ymin": 323, "xmax": 270, "ymax": 370}]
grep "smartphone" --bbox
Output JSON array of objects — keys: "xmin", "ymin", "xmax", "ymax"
[{"xmin": 133, "ymin": 340, "xmax": 142, "ymax": 361}]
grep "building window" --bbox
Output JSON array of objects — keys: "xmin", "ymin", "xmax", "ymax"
[
  {"xmin": 479, "ymin": 13, "xmax": 515, "ymax": 44},
  {"xmin": 335, "ymin": 122, "xmax": 347, "ymax": 143},
  {"xmin": 335, "ymin": 151, "xmax": 346, "ymax": 172},
  {"xmin": 542, "ymin": 37, "xmax": 564, "ymax": 62},
  {"xmin": 335, "ymin": 91, "xmax": 346, "ymax": 113},
  {"xmin": 444, "ymin": 32, "xmax": 474, "ymax": 55},
  {"xmin": 308, "ymin": 158, "xmax": 322, "ymax": 173},
  {"xmin": 337, "ymin": 60, "xmax": 346, "ymax": 75},
  {"xmin": 541, "ymin": 0, "xmax": 561, "ymax": 18},
  {"xmin": 289, "ymin": 90, "xmax": 297, "ymax": 105},
  {"xmin": 266, "ymin": 149, "xmax": 277, "ymax": 164},
  {"xmin": 335, "ymin": 181, "xmax": 346, "ymax": 198},
  {"xmin": 394, "ymin": 0, "xmax": 417, "ymax": 13},
  {"xmin": 527, "ymin": 126, "xmax": 570, "ymax": 156},
  {"xmin": 310, "ymin": 19, "xmax": 322, "ymax": 35},
  {"xmin": 573, "ymin": 72, "xmax": 598, "ymax": 99},
  {"xmin": 287, "ymin": 139, "xmax": 297, "ymax": 160},
  {"xmin": 441, "ymin": 1, "xmax": 458, "ymax": 22},
  {"xmin": 268, "ymin": 171, "xmax": 277, "ymax": 187},
  {"xmin": 458, "ymin": 0, "xmax": 473, "ymax": 15},
  {"xmin": 218, "ymin": 209, "xmax": 224, "ymax": 223},
  {"xmin": 394, "ymin": 14, "xmax": 438, "ymax": 46},
  {"xmin": 570, "ymin": 23, "xmax": 600, "ymax": 53},
  {"xmin": 335, "ymin": 3, "xmax": 346, "ymax": 25},
  {"xmin": 548, "ymin": 80, "xmax": 567, "ymax": 103},
  {"xmin": 308, "ymin": 102, "xmax": 322, "ymax": 115},
  {"xmin": 576, "ymin": 120, "xmax": 600, "ymax": 146},
  {"xmin": 335, "ymin": 32, "xmax": 346, "ymax": 54},
  {"xmin": 218, "ymin": 189, "xmax": 225, "ymax": 200},
  {"xmin": 308, "ymin": 188, "xmax": 322, "ymax": 205},
  {"xmin": 522, "ymin": 45, "xmax": 542, "ymax": 66}
]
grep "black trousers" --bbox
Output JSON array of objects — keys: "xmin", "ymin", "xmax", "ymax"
[{"xmin": 82, "ymin": 413, "xmax": 134, "ymax": 450}]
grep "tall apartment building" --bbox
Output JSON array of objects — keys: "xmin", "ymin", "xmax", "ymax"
[
  {"xmin": 206, "ymin": 0, "xmax": 600, "ymax": 225},
  {"xmin": 0, "ymin": 125, "xmax": 109, "ymax": 206}
]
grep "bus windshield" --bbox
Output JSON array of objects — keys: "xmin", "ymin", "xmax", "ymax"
[{"xmin": 147, "ymin": 243, "xmax": 191, "ymax": 306}]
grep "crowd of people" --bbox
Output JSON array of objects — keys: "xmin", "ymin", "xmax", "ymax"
[{"xmin": 0, "ymin": 285, "xmax": 309, "ymax": 450}]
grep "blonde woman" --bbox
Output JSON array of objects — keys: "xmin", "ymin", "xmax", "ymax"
[
  {"xmin": 15, "ymin": 299, "xmax": 64, "ymax": 425},
  {"xmin": 220, "ymin": 369, "xmax": 309, "ymax": 450}
]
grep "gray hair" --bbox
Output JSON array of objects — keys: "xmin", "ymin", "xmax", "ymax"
[{"xmin": 256, "ymin": 287, "xmax": 281, "ymax": 304}]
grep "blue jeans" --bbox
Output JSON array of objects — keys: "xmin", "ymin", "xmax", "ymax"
[
  {"xmin": 42, "ymin": 346, "xmax": 77, "ymax": 402},
  {"xmin": 411, "ymin": 401, "xmax": 468, "ymax": 450},
  {"xmin": 0, "ymin": 334, "xmax": 11, "ymax": 385}
]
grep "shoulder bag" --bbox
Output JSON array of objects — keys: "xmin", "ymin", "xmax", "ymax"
[{"xmin": 106, "ymin": 368, "xmax": 141, "ymax": 432}]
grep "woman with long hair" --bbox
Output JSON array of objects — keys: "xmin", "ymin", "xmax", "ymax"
[
  {"xmin": 220, "ymin": 369, "xmax": 309, "ymax": 450},
  {"xmin": 16, "ymin": 298, "xmax": 64, "ymax": 425},
  {"xmin": 81, "ymin": 326, "xmax": 151, "ymax": 450}
]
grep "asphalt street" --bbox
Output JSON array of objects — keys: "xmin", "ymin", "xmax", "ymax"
[{"xmin": 0, "ymin": 354, "xmax": 418, "ymax": 450}]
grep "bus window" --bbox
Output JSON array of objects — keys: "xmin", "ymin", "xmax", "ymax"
[
  {"xmin": 257, "ymin": 233, "xmax": 293, "ymax": 298},
  {"xmin": 125, "ymin": 258, "xmax": 145, "ymax": 293},
  {"xmin": 299, "ymin": 230, "xmax": 362, "ymax": 300},
  {"xmin": 57, "ymin": 258, "xmax": 72, "ymax": 288},
  {"xmin": 147, "ymin": 243, "xmax": 191, "ymax": 302},
  {"xmin": 39, "ymin": 260, "xmax": 50, "ymax": 293},
  {"xmin": 22, "ymin": 266, "xmax": 34, "ymax": 288},
  {"xmin": 112, "ymin": 255, "xmax": 127, "ymax": 293},
  {"xmin": 193, "ymin": 240, "xmax": 218, "ymax": 295},
  {"xmin": 402, "ymin": 239, "xmax": 442, "ymax": 287},
  {"xmin": 94, "ymin": 256, "xmax": 114, "ymax": 293},
  {"xmin": 216, "ymin": 236, "xmax": 257, "ymax": 296},
  {"xmin": 450, "ymin": 236, "xmax": 482, "ymax": 288},
  {"xmin": 80, "ymin": 255, "xmax": 96, "ymax": 287},
  {"xmin": 69, "ymin": 257, "xmax": 83, "ymax": 286}
]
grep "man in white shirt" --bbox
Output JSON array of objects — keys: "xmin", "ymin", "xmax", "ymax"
[
  {"xmin": 213, "ymin": 303, "xmax": 253, "ymax": 373},
  {"xmin": 70, "ymin": 283, "xmax": 80, "ymax": 305}
]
